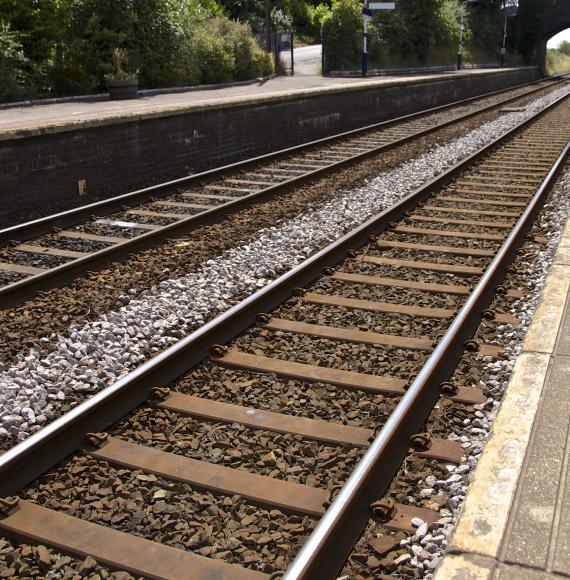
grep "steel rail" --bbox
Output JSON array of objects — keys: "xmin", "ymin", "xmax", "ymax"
[
  {"xmin": 0, "ymin": 78, "xmax": 564, "ymax": 309},
  {"xmin": 1, "ymin": 90, "xmax": 567, "ymax": 498},
  {"xmin": 284, "ymin": 132, "xmax": 570, "ymax": 579}
]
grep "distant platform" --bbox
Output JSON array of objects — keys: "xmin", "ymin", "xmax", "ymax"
[
  {"xmin": 435, "ymin": 217, "xmax": 570, "ymax": 579},
  {"xmin": 0, "ymin": 67, "xmax": 536, "ymax": 140}
]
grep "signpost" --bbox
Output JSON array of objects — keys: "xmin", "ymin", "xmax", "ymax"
[
  {"xmin": 457, "ymin": 0, "xmax": 479, "ymax": 70},
  {"xmin": 501, "ymin": 0, "xmax": 518, "ymax": 67},
  {"xmin": 362, "ymin": 2, "xmax": 395, "ymax": 77}
]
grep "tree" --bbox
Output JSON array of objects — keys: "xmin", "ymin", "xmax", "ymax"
[
  {"xmin": 218, "ymin": 0, "xmax": 265, "ymax": 30},
  {"xmin": 557, "ymin": 40, "xmax": 570, "ymax": 56},
  {"xmin": 321, "ymin": 0, "xmax": 362, "ymax": 71},
  {"xmin": 377, "ymin": 0, "xmax": 462, "ymax": 65},
  {"xmin": 0, "ymin": 0, "xmax": 61, "ymax": 64},
  {"xmin": 0, "ymin": 23, "xmax": 33, "ymax": 100}
]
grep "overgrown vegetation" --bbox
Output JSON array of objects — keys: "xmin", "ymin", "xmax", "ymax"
[
  {"xmin": 218, "ymin": 0, "xmax": 331, "ymax": 45},
  {"xmin": 0, "ymin": 23, "xmax": 33, "ymax": 101},
  {"xmin": 0, "ymin": 0, "xmax": 552, "ymax": 100},
  {"xmin": 546, "ymin": 41, "xmax": 570, "ymax": 75},
  {"xmin": 0, "ymin": 0, "xmax": 273, "ymax": 102},
  {"xmin": 322, "ymin": 0, "xmax": 512, "ymax": 73}
]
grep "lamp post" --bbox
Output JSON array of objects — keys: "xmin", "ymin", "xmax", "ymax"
[
  {"xmin": 265, "ymin": 0, "xmax": 272, "ymax": 53},
  {"xmin": 499, "ymin": 1, "xmax": 518, "ymax": 67},
  {"xmin": 457, "ymin": 2, "xmax": 466, "ymax": 70},
  {"xmin": 362, "ymin": 3, "xmax": 372, "ymax": 77},
  {"xmin": 457, "ymin": 0, "xmax": 478, "ymax": 70},
  {"xmin": 500, "ymin": 0, "xmax": 509, "ymax": 67}
]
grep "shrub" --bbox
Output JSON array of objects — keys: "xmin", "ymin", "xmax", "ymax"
[
  {"xmin": 47, "ymin": 64, "xmax": 95, "ymax": 95},
  {"xmin": 0, "ymin": 24, "xmax": 34, "ymax": 102},
  {"xmin": 321, "ymin": 0, "xmax": 362, "ymax": 72},
  {"xmin": 252, "ymin": 48, "xmax": 274, "ymax": 77},
  {"xmin": 195, "ymin": 17, "xmax": 273, "ymax": 83},
  {"xmin": 194, "ymin": 30, "xmax": 235, "ymax": 84},
  {"xmin": 214, "ymin": 17, "xmax": 262, "ymax": 80},
  {"xmin": 2, "ymin": 0, "xmax": 273, "ymax": 98},
  {"xmin": 546, "ymin": 49, "xmax": 570, "ymax": 75}
]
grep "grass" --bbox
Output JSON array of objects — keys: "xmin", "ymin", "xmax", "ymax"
[{"xmin": 546, "ymin": 50, "xmax": 570, "ymax": 75}]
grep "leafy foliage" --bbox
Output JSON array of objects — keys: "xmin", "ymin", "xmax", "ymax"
[
  {"xmin": 321, "ymin": 0, "xmax": 371, "ymax": 72},
  {"xmin": 281, "ymin": 0, "xmax": 331, "ymax": 39},
  {"xmin": 322, "ymin": 0, "xmax": 511, "ymax": 73},
  {"xmin": 467, "ymin": 0, "xmax": 504, "ymax": 62},
  {"xmin": 0, "ymin": 0, "xmax": 61, "ymax": 64},
  {"xmin": 322, "ymin": 0, "xmax": 462, "ymax": 72},
  {"xmin": 557, "ymin": 41, "xmax": 570, "ymax": 57},
  {"xmin": 380, "ymin": 0, "xmax": 451, "ymax": 65},
  {"xmin": 0, "ymin": 23, "xmax": 34, "ymax": 101},
  {"xmin": 546, "ymin": 43, "xmax": 570, "ymax": 75},
  {"xmin": 0, "ymin": 0, "xmax": 273, "ymax": 102}
]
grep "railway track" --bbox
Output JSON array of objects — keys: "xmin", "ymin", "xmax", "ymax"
[
  {"xmin": 0, "ymin": 76, "xmax": 567, "ymax": 308},
  {"xmin": 0, "ymin": 87, "xmax": 569, "ymax": 579}
]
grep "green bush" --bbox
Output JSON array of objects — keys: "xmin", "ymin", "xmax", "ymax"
[
  {"xmin": 194, "ymin": 31, "xmax": 235, "ymax": 84},
  {"xmin": 375, "ymin": 0, "xmax": 462, "ymax": 67},
  {"xmin": 213, "ymin": 17, "xmax": 268, "ymax": 80},
  {"xmin": 465, "ymin": 0, "xmax": 502, "ymax": 63},
  {"xmin": 0, "ymin": 0, "xmax": 273, "ymax": 100},
  {"xmin": 188, "ymin": 17, "xmax": 273, "ymax": 85},
  {"xmin": 0, "ymin": 24, "xmax": 34, "ymax": 102},
  {"xmin": 546, "ymin": 49, "xmax": 570, "ymax": 75},
  {"xmin": 321, "ymin": 0, "xmax": 362, "ymax": 72},
  {"xmin": 252, "ymin": 49, "xmax": 274, "ymax": 77},
  {"xmin": 321, "ymin": 0, "xmax": 383, "ymax": 72},
  {"xmin": 47, "ymin": 64, "xmax": 95, "ymax": 95}
]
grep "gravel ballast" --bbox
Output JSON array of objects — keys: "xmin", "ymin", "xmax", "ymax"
[{"xmin": 1, "ymin": 85, "xmax": 569, "ymax": 450}]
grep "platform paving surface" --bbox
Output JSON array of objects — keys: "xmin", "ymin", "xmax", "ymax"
[
  {"xmin": 436, "ymin": 219, "xmax": 570, "ymax": 579},
  {"xmin": 501, "ymin": 354, "xmax": 570, "ymax": 576},
  {"xmin": 0, "ymin": 67, "xmax": 511, "ymax": 136}
]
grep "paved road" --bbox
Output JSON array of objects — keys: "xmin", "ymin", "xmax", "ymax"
[{"xmin": 293, "ymin": 45, "xmax": 322, "ymax": 75}]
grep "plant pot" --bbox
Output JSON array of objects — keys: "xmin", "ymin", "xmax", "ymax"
[{"xmin": 106, "ymin": 78, "xmax": 139, "ymax": 100}]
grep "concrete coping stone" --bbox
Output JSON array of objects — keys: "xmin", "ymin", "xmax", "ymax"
[{"xmin": 0, "ymin": 67, "xmax": 538, "ymax": 143}]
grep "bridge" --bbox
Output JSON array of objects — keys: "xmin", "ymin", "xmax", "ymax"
[{"xmin": 515, "ymin": 0, "xmax": 570, "ymax": 70}]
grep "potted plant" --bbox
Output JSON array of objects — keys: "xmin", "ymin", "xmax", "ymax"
[{"xmin": 105, "ymin": 48, "xmax": 138, "ymax": 100}]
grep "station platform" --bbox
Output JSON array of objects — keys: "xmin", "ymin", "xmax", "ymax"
[
  {"xmin": 435, "ymin": 218, "xmax": 570, "ymax": 579},
  {"xmin": 0, "ymin": 67, "xmax": 531, "ymax": 139}
]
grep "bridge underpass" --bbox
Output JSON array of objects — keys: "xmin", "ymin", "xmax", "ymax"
[{"xmin": 515, "ymin": 0, "xmax": 570, "ymax": 71}]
